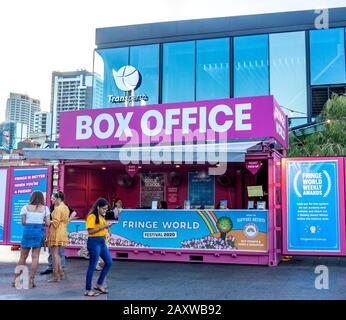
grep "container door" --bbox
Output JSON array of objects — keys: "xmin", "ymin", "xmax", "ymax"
[{"xmin": 268, "ymin": 155, "xmax": 282, "ymax": 265}]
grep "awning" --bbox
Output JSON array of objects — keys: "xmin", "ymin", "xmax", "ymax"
[{"xmin": 23, "ymin": 141, "xmax": 263, "ymax": 163}]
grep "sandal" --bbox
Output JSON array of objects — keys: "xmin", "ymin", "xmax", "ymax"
[
  {"xmin": 29, "ymin": 276, "xmax": 36, "ymax": 288},
  {"xmin": 94, "ymin": 285, "xmax": 109, "ymax": 294},
  {"xmin": 12, "ymin": 271, "xmax": 23, "ymax": 288},
  {"xmin": 84, "ymin": 290, "xmax": 99, "ymax": 297}
]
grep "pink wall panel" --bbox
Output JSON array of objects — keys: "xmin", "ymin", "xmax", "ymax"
[
  {"xmin": 63, "ymin": 164, "xmax": 270, "ymax": 211},
  {"xmin": 114, "ymin": 174, "xmax": 140, "ymax": 209}
]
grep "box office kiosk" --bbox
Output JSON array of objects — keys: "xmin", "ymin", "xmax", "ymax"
[
  {"xmin": 4, "ymin": 98, "xmax": 344, "ymax": 265},
  {"xmin": 15, "ymin": 95, "xmax": 287, "ymax": 266}
]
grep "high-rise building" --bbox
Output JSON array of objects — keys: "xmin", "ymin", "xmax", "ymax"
[
  {"xmin": 50, "ymin": 70, "xmax": 94, "ymax": 138},
  {"xmin": 5, "ymin": 93, "xmax": 41, "ymax": 134},
  {"xmin": 33, "ymin": 111, "xmax": 52, "ymax": 137},
  {"xmin": 93, "ymin": 72, "xmax": 104, "ymax": 109}
]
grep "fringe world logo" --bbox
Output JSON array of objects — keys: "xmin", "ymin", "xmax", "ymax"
[{"xmin": 293, "ymin": 170, "xmax": 332, "ymax": 198}]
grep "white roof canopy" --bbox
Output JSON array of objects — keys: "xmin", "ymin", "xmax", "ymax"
[{"xmin": 23, "ymin": 141, "xmax": 263, "ymax": 163}]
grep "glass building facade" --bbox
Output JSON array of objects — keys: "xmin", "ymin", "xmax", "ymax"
[{"xmin": 94, "ymin": 12, "xmax": 346, "ymax": 128}]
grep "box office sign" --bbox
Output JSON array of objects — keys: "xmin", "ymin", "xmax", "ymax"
[{"xmin": 59, "ymin": 96, "xmax": 287, "ymax": 149}]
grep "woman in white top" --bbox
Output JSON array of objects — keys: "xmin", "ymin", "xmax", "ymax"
[{"xmin": 13, "ymin": 191, "xmax": 50, "ymax": 288}]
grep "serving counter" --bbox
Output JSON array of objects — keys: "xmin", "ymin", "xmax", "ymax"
[{"xmin": 65, "ymin": 209, "xmax": 274, "ymax": 265}]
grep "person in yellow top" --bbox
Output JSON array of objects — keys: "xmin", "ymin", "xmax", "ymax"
[
  {"xmin": 84, "ymin": 198, "xmax": 114, "ymax": 297},
  {"xmin": 47, "ymin": 192, "xmax": 70, "ymax": 282}
]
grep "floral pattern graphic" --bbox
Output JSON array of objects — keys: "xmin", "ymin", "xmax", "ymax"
[
  {"xmin": 181, "ymin": 235, "xmax": 237, "ymax": 250},
  {"xmin": 68, "ymin": 232, "xmax": 148, "ymax": 248}
]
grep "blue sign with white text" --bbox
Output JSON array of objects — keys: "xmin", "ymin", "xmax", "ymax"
[
  {"xmin": 287, "ymin": 160, "xmax": 340, "ymax": 252},
  {"xmin": 68, "ymin": 209, "xmax": 268, "ymax": 252},
  {"xmin": 9, "ymin": 168, "xmax": 49, "ymax": 243},
  {"xmin": 188, "ymin": 172, "xmax": 215, "ymax": 208}
]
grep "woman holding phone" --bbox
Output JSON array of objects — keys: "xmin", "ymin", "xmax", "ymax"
[{"xmin": 84, "ymin": 198, "xmax": 113, "ymax": 297}]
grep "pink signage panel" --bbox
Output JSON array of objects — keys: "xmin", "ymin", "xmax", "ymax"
[
  {"xmin": 59, "ymin": 96, "xmax": 288, "ymax": 149},
  {"xmin": 246, "ymin": 161, "xmax": 263, "ymax": 175}
]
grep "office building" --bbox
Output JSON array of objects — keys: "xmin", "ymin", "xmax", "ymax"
[
  {"xmin": 50, "ymin": 70, "xmax": 93, "ymax": 138},
  {"xmin": 6, "ymin": 93, "xmax": 40, "ymax": 134}
]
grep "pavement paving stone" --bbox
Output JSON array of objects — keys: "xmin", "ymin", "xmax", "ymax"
[{"xmin": 1, "ymin": 246, "xmax": 345, "ymax": 300}]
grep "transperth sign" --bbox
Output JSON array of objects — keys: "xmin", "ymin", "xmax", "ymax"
[
  {"xmin": 109, "ymin": 65, "xmax": 149, "ymax": 104},
  {"xmin": 60, "ymin": 96, "xmax": 287, "ymax": 149}
]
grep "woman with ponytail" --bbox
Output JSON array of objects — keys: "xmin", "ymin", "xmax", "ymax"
[{"xmin": 84, "ymin": 198, "xmax": 113, "ymax": 297}]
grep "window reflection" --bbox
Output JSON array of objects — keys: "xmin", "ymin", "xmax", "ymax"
[
  {"xmin": 196, "ymin": 38, "xmax": 230, "ymax": 100},
  {"xmin": 95, "ymin": 45, "xmax": 159, "ymax": 108},
  {"xmin": 310, "ymin": 28, "xmax": 346, "ymax": 85},
  {"xmin": 130, "ymin": 45, "xmax": 159, "ymax": 106},
  {"xmin": 234, "ymin": 34, "xmax": 269, "ymax": 98},
  {"xmin": 96, "ymin": 47, "xmax": 129, "ymax": 108},
  {"xmin": 270, "ymin": 32, "xmax": 307, "ymax": 118},
  {"xmin": 163, "ymin": 41, "xmax": 195, "ymax": 103},
  {"xmin": 289, "ymin": 117, "xmax": 308, "ymax": 128}
]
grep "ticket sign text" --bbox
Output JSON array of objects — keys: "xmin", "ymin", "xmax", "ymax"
[{"xmin": 59, "ymin": 96, "xmax": 287, "ymax": 148}]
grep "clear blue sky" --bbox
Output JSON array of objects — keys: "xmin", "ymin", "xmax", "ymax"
[{"xmin": 0, "ymin": 0, "xmax": 345, "ymax": 122}]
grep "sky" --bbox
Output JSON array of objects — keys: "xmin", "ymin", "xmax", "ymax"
[{"xmin": 0, "ymin": 0, "xmax": 346, "ymax": 122}]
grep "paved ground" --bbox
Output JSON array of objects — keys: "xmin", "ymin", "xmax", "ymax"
[{"xmin": 1, "ymin": 245, "xmax": 346, "ymax": 300}]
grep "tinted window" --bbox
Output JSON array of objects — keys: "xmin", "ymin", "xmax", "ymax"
[
  {"xmin": 96, "ymin": 47, "xmax": 129, "ymax": 108},
  {"xmin": 162, "ymin": 41, "xmax": 195, "ymax": 103},
  {"xmin": 130, "ymin": 44, "xmax": 159, "ymax": 106},
  {"xmin": 196, "ymin": 38, "xmax": 230, "ymax": 100},
  {"xmin": 234, "ymin": 34, "xmax": 269, "ymax": 98},
  {"xmin": 270, "ymin": 31, "xmax": 308, "ymax": 118},
  {"xmin": 310, "ymin": 28, "xmax": 346, "ymax": 85}
]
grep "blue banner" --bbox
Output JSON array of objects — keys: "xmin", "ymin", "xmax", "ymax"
[
  {"xmin": 287, "ymin": 160, "xmax": 340, "ymax": 252},
  {"xmin": 188, "ymin": 172, "xmax": 215, "ymax": 208},
  {"xmin": 9, "ymin": 167, "xmax": 49, "ymax": 243},
  {"xmin": 68, "ymin": 209, "xmax": 268, "ymax": 252}
]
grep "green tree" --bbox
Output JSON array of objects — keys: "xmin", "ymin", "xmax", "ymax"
[{"xmin": 288, "ymin": 95, "xmax": 346, "ymax": 157}]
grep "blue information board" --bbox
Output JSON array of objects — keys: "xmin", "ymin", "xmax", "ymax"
[
  {"xmin": 68, "ymin": 209, "xmax": 268, "ymax": 252},
  {"xmin": 9, "ymin": 167, "xmax": 49, "ymax": 243},
  {"xmin": 0, "ymin": 169, "xmax": 8, "ymax": 242},
  {"xmin": 188, "ymin": 172, "xmax": 215, "ymax": 208},
  {"xmin": 287, "ymin": 160, "xmax": 340, "ymax": 252}
]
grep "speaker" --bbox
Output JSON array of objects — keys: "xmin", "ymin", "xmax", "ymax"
[
  {"xmin": 217, "ymin": 174, "xmax": 234, "ymax": 187},
  {"xmin": 117, "ymin": 174, "xmax": 134, "ymax": 187},
  {"xmin": 168, "ymin": 171, "xmax": 182, "ymax": 187}
]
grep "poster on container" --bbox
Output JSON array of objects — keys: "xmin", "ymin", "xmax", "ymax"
[
  {"xmin": 140, "ymin": 173, "xmax": 165, "ymax": 208},
  {"xmin": 67, "ymin": 209, "xmax": 268, "ymax": 252},
  {"xmin": 286, "ymin": 160, "xmax": 340, "ymax": 252},
  {"xmin": 0, "ymin": 169, "xmax": 8, "ymax": 242},
  {"xmin": 188, "ymin": 172, "xmax": 215, "ymax": 208},
  {"xmin": 167, "ymin": 187, "xmax": 179, "ymax": 207},
  {"xmin": 9, "ymin": 167, "xmax": 49, "ymax": 243}
]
